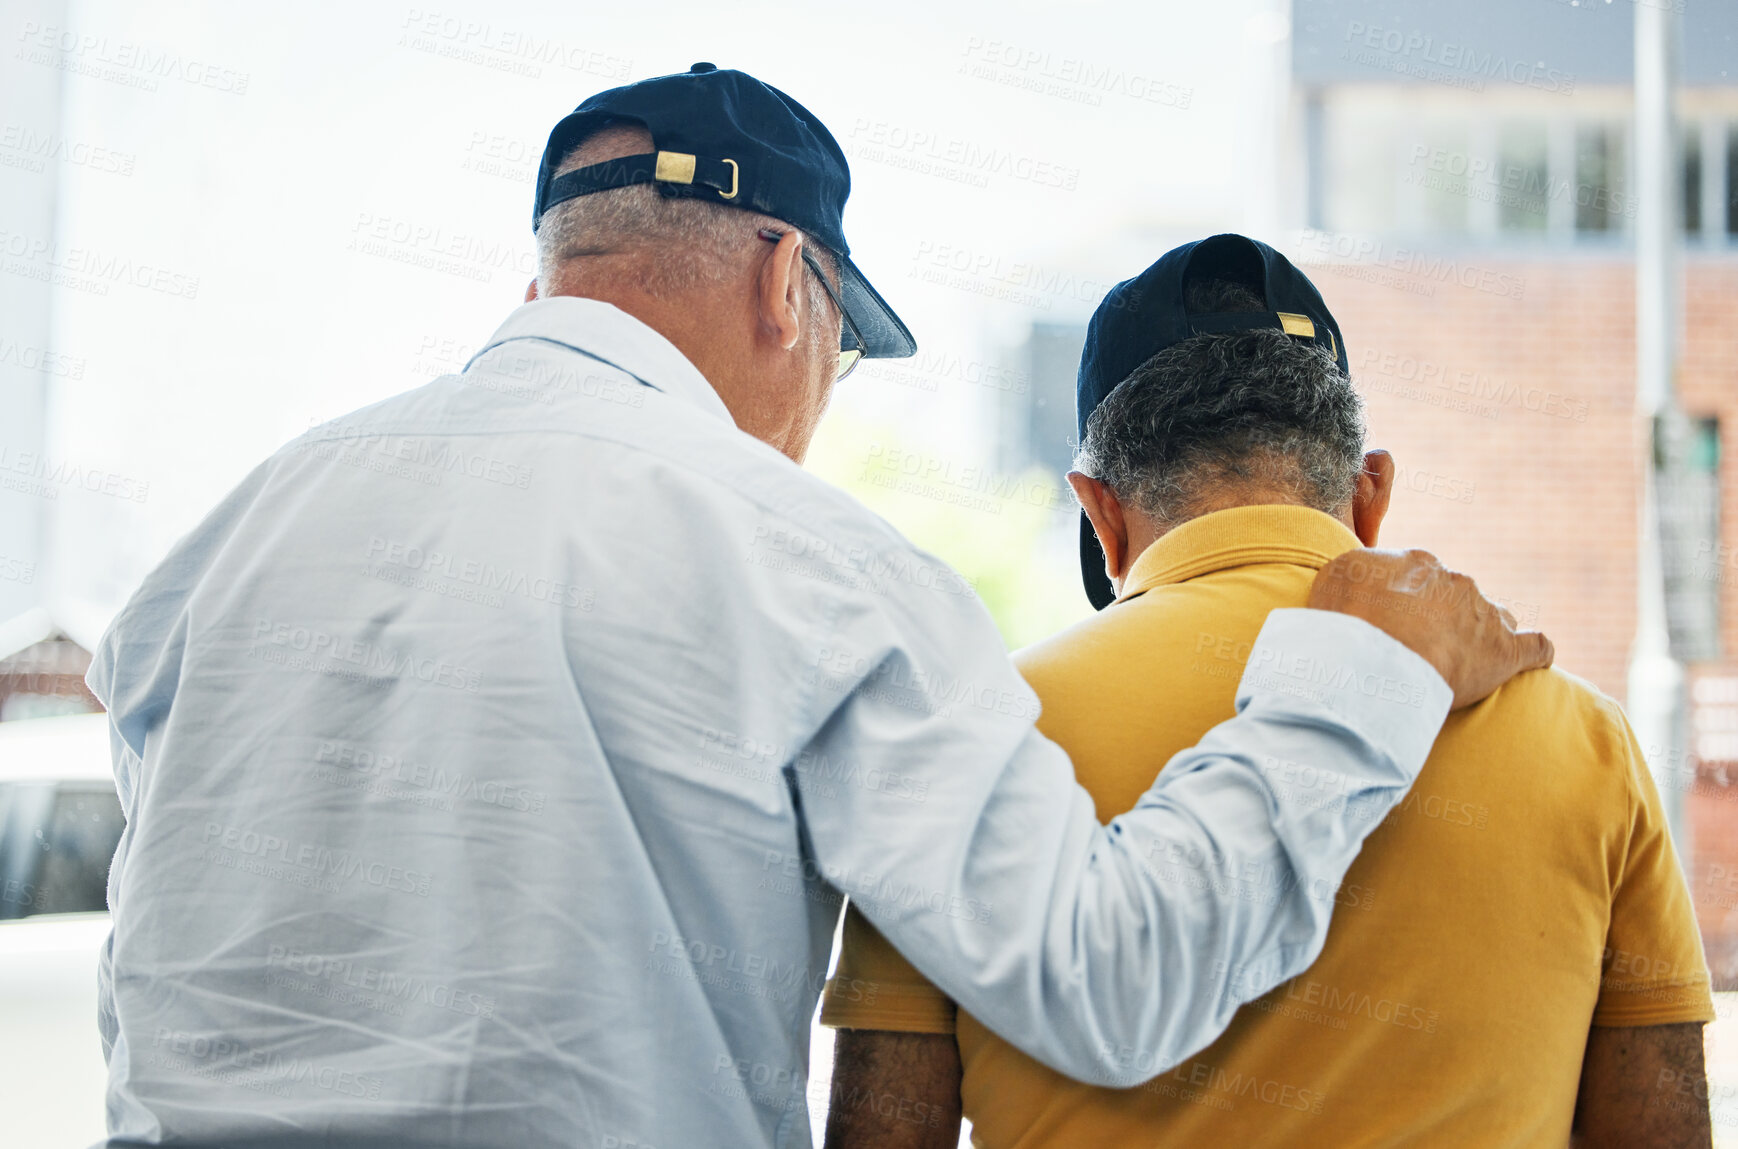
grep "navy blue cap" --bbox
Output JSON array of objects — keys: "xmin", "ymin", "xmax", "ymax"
[
  {"xmin": 1076, "ymin": 233, "xmax": 1350, "ymax": 610},
  {"xmin": 533, "ymin": 62, "xmax": 916, "ymax": 360}
]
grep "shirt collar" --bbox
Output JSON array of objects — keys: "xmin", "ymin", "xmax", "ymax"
[
  {"xmin": 1118, "ymin": 504, "xmax": 1363, "ymax": 603},
  {"xmin": 469, "ymin": 296, "xmax": 735, "ymax": 424}
]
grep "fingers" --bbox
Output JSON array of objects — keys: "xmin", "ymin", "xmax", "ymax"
[
  {"xmin": 1307, "ymin": 546, "xmax": 1554, "ymax": 709},
  {"xmin": 1514, "ymin": 630, "xmax": 1555, "ymax": 671}
]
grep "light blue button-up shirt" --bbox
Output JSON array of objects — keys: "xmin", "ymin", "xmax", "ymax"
[{"xmin": 87, "ymin": 297, "xmax": 1450, "ymax": 1148}]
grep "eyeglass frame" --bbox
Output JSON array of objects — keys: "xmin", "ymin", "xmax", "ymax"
[{"xmin": 757, "ymin": 227, "xmax": 864, "ymax": 381}]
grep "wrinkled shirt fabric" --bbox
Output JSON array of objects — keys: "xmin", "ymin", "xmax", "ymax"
[{"xmin": 88, "ymin": 298, "xmax": 1450, "ymax": 1148}]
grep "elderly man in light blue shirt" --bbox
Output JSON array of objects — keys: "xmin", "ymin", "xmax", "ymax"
[{"xmin": 86, "ymin": 65, "xmax": 1549, "ymax": 1148}]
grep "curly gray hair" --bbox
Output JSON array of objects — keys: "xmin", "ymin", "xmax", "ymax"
[{"xmin": 1073, "ymin": 278, "xmax": 1364, "ymax": 530}]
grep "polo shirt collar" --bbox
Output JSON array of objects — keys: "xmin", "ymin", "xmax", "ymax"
[
  {"xmin": 469, "ymin": 296, "xmax": 734, "ymax": 424},
  {"xmin": 1118, "ymin": 504, "xmax": 1362, "ymax": 603}
]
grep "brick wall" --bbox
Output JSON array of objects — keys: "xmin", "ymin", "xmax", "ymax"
[
  {"xmin": 1314, "ymin": 251, "xmax": 1738, "ymax": 984},
  {"xmin": 1320, "ymin": 256, "xmax": 1643, "ymax": 693}
]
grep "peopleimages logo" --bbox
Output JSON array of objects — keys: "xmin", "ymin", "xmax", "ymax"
[
  {"xmin": 861, "ymin": 442, "xmax": 1071, "ymax": 515},
  {"xmin": 0, "ymin": 552, "xmax": 35, "ymax": 585},
  {"xmin": 148, "ymin": 1029, "xmax": 383, "ymax": 1099},
  {"xmin": 0, "ymin": 444, "xmax": 150, "ymax": 502},
  {"xmin": 1341, "ymin": 21, "xmax": 1575, "ymax": 96},
  {"xmin": 1358, "ymin": 348, "xmax": 1589, "ymax": 424},
  {"xmin": 366, "ymin": 535, "xmax": 593, "ymax": 611},
  {"xmin": 0, "ymin": 229, "xmax": 200, "ymax": 300},
  {"xmin": 315, "ymin": 738, "xmax": 546, "ymax": 814},
  {"xmin": 846, "ymin": 119, "xmax": 1080, "ymax": 191},
  {"xmin": 347, "ymin": 212, "xmax": 535, "ymax": 283},
  {"xmin": 1245, "ymin": 645, "xmax": 1430, "ymax": 709},
  {"xmin": 760, "ymin": 848, "xmax": 994, "ymax": 924},
  {"xmin": 0, "ymin": 124, "xmax": 135, "ymax": 175},
  {"xmin": 910, "ymin": 240, "xmax": 1121, "ymax": 308},
  {"xmin": 1296, "ymin": 229, "xmax": 1526, "ymax": 301},
  {"xmin": 397, "ymin": 9, "xmax": 631, "ymax": 82},
  {"xmin": 299, "ymin": 420, "xmax": 535, "ymax": 490},
  {"xmin": 0, "ymin": 335, "xmax": 86, "ymax": 378},
  {"xmin": 746, "ymin": 522, "xmax": 977, "ymax": 601},
  {"xmin": 959, "ymin": 36, "xmax": 1193, "ymax": 109},
  {"xmin": 1402, "ymin": 144, "xmax": 1635, "ymax": 223},
  {"xmin": 248, "ymin": 616, "xmax": 484, "ymax": 694},
  {"xmin": 15, "ymin": 21, "xmax": 251, "ymax": 95},
  {"xmin": 201, "ymin": 821, "xmax": 435, "ymax": 897},
  {"xmin": 266, "ymin": 944, "xmax": 496, "ymax": 1019}
]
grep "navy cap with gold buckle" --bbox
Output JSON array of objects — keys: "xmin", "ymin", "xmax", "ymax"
[
  {"xmin": 532, "ymin": 62, "xmax": 916, "ymax": 362},
  {"xmin": 1074, "ymin": 233, "xmax": 1351, "ymax": 610}
]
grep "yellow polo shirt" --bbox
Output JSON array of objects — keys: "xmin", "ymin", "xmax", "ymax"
[{"xmin": 822, "ymin": 504, "xmax": 1713, "ymax": 1148}]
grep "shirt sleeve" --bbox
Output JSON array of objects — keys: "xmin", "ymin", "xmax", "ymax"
[
  {"xmin": 822, "ymin": 903, "xmax": 957, "ymax": 1034},
  {"xmin": 1591, "ymin": 705, "xmax": 1716, "ymax": 1028},
  {"xmin": 795, "ymin": 583, "xmax": 1452, "ymax": 1088}
]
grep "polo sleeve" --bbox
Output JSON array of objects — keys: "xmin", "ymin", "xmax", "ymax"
[
  {"xmin": 822, "ymin": 903, "xmax": 957, "ymax": 1034},
  {"xmin": 1591, "ymin": 705, "xmax": 1715, "ymax": 1028}
]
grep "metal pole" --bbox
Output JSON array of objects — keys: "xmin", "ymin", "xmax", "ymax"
[{"xmin": 1627, "ymin": 0, "xmax": 1690, "ymax": 862}]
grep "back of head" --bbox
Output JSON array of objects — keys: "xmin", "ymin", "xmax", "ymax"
[
  {"xmin": 1074, "ymin": 277, "xmax": 1364, "ymax": 532},
  {"xmin": 534, "ymin": 120, "xmax": 833, "ymax": 304}
]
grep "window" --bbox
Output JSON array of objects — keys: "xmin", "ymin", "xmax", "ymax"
[
  {"xmin": 1728, "ymin": 123, "xmax": 1738, "ymax": 237},
  {"xmin": 0, "ymin": 782, "xmax": 123, "ymax": 919},
  {"xmin": 1324, "ymin": 99, "xmax": 1398, "ymax": 234},
  {"xmin": 1498, "ymin": 121, "xmax": 1551, "ymax": 233},
  {"xmin": 1015, "ymin": 323, "xmax": 1086, "ymax": 479},
  {"xmin": 1315, "ymin": 106, "xmax": 1673, "ymax": 245},
  {"xmin": 1416, "ymin": 123, "xmax": 1471, "ymax": 234},
  {"xmin": 1575, "ymin": 124, "xmax": 1629, "ymax": 234},
  {"xmin": 1664, "ymin": 416, "xmax": 1722, "ymax": 663},
  {"xmin": 1685, "ymin": 122, "xmax": 1703, "ymax": 235}
]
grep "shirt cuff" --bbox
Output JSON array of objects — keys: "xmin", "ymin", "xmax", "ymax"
[
  {"xmin": 1592, "ymin": 980, "xmax": 1717, "ymax": 1027},
  {"xmin": 820, "ymin": 976, "xmax": 958, "ymax": 1034},
  {"xmin": 1239, "ymin": 608, "xmax": 1453, "ymax": 778}
]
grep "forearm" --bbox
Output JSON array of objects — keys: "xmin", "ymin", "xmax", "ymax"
[
  {"xmin": 803, "ymin": 609, "xmax": 1448, "ymax": 1087},
  {"xmin": 824, "ymin": 1030, "xmax": 962, "ymax": 1149},
  {"xmin": 1573, "ymin": 1023, "xmax": 1712, "ymax": 1149}
]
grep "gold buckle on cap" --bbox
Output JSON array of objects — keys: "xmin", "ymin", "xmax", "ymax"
[
  {"xmin": 720, "ymin": 158, "xmax": 739, "ymax": 200},
  {"xmin": 1276, "ymin": 312, "xmax": 1316, "ymax": 338},
  {"xmin": 653, "ymin": 151, "xmax": 697, "ymax": 184}
]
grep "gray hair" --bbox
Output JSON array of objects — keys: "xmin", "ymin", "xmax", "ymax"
[
  {"xmin": 1074, "ymin": 278, "xmax": 1364, "ymax": 530},
  {"xmin": 535, "ymin": 125, "xmax": 835, "ymax": 314}
]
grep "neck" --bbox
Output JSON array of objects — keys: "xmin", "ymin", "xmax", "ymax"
[
  {"xmin": 1124, "ymin": 491, "xmax": 1353, "ymax": 585},
  {"xmin": 544, "ymin": 272, "xmax": 805, "ymax": 455},
  {"xmin": 1157, "ymin": 489, "xmax": 1354, "ymax": 540},
  {"xmin": 546, "ymin": 269, "xmax": 719, "ymax": 376}
]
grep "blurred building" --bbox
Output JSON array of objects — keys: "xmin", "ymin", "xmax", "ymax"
[
  {"xmin": 1287, "ymin": 0, "xmax": 1738, "ymax": 983},
  {"xmin": 999, "ymin": 323, "xmax": 1085, "ymax": 479},
  {"xmin": 994, "ymin": 0, "xmax": 1738, "ymax": 983},
  {"xmin": 0, "ymin": 610, "xmax": 99, "ymax": 722}
]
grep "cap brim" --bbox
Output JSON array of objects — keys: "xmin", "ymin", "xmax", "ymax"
[
  {"xmin": 1080, "ymin": 514, "xmax": 1117, "ymax": 611},
  {"xmin": 837, "ymin": 253, "xmax": 916, "ymax": 359}
]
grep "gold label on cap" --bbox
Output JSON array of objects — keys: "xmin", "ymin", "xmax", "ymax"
[
  {"xmin": 654, "ymin": 151, "xmax": 697, "ymax": 184},
  {"xmin": 1276, "ymin": 312, "xmax": 1316, "ymax": 339}
]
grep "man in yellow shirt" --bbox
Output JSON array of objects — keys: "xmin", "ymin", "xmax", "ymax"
[{"xmin": 820, "ymin": 234, "xmax": 1715, "ymax": 1148}]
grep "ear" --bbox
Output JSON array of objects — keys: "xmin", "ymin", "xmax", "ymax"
[
  {"xmin": 524, "ymin": 278, "xmax": 540, "ymax": 303},
  {"xmin": 1068, "ymin": 472, "xmax": 1133, "ymax": 585},
  {"xmin": 1352, "ymin": 449, "xmax": 1395, "ymax": 547},
  {"xmin": 756, "ymin": 230, "xmax": 805, "ymax": 352}
]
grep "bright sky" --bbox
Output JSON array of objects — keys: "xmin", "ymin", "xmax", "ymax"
[{"xmin": 7, "ymin": 0, "xmax": 1288, "ymax": 642}]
